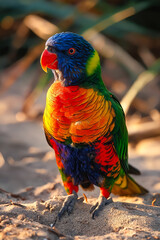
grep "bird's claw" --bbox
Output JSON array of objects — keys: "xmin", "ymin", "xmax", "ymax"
[
  {"xmin": 58, "ymin": 190, "xmax": 78, "ymax": 220},
  {"xmin": 90, "ymin": 196, "xmax": 113, "ymax": 219}
]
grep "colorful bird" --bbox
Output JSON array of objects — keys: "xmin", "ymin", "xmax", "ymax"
[{"xmin": 40, "ymin": 32, "xmax": 148, "ymax": 219}]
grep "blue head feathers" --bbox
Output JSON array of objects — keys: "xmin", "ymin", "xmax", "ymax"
[{"xmin": 45, "ymin": 32, "xmax": 101, "ymax": 86}]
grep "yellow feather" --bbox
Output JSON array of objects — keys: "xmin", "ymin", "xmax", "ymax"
[
  {"xmin": 86, "ymin": 50, "xmax": 100, "ymax": 76},
  {"xmin": 114, "ymin": 176, "xmax": 122, "ymax": 185},
  {"xmin": 112, "ymin": 174, "xmax": 148, "ymax": 196},
  {"xmin": 120, "ymin": 175, "xmax": 127, "ymax": 188}
]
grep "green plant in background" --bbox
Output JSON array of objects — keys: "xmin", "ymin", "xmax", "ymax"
[{"xmin": 0, "ymin": 0, "xmax": 160, "ymax": 117}]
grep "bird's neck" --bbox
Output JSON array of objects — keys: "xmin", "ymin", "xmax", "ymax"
[
  {"xmin": 52, "ymin": 67, "xmax": 109, "ymax": 96},
  {"xmin": 80, "ymin": 70, "xmax": 109, "ymax": 95}
]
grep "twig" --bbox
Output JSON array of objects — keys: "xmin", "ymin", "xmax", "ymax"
[
  {"xmin": 82, "ymin": 6, "xmax": 136, "ymax": 38},
  {"xmin": 138, "ymin": 47, "xmax": 156, "ymax": 68},
  {"xmin": 0, "ymin": 188, "xmax": 9, "ymax": 194},
  {"xmin": 47, "ymin": 226, "xmax": 65, "ymax": 238},
  {"xmin": 23, "ymin": 15, "xmax": 59, "ymax": 40},
  {"xmin": 0, "ymin": 152, "xmax": 5, "ymax": 168},
  {"xmin": 121, "ymin": 59, "xmax": 160, "ymax": 114},
  {"xmin": 128, "ymin": 120, "xmax": 160, "ymax": 142},
  {"xmin": 10, "ymin": 200, "xmax": 26, "ymax": 208},
  {"xmin": 10, "ymin": 193, "xmax": 26, "ymax": 201},
  {"xmin": 0, "ymin": 187, "xmax": 26, "ymax": 200}
]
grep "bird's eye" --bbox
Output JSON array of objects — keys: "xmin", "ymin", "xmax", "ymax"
[
  {"xmin": 68, "ymin": 48, "xmax": 76, "ymax": 55},
  {"xmin": 46, "ymin": 46, "xmax": 55, "ymax": 53}
]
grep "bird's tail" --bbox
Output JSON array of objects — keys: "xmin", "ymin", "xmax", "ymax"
[
  {"xmin": 112, "ymin": 174, "xmax": 148, "ymax": 196},
  {"xmin": 128, "ymin": 164, "xmax": 141, "ymax": 175}
]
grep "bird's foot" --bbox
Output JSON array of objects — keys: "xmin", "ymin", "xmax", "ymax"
[
  {"xmin": 58, "ymin": 190, "xmax": 78, "ymax": 220},
  {"xmin": 90, "ymin": 196, "xmax": 113, "ymax": 219}
]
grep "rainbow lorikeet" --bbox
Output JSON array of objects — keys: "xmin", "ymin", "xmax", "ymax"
[{"xmin": 40, "ymin": 32, "xmax": 148, "ymax": 219}]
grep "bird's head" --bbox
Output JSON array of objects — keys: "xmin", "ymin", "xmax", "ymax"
[{"xmin": 40, "ymin": 32, "xmax": 101, "ymax": 86}]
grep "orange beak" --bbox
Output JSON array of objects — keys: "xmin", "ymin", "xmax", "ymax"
[{"xmin": 40, "ymin": 49, "xmax": 58, "ymax": 73}]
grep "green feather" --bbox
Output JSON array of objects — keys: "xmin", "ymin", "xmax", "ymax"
[{"xmin": 110, "ymin": 93, "xmax": 128, "ymax": 173}]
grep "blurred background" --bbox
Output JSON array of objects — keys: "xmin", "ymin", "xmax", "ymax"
[{"xmin": 0, "ymin": 0, "xmax": 160, "ymax": 194}]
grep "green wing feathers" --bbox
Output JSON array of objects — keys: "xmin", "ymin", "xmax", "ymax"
[{"xmin": 109, "ymin": 93, "xmax": 129, "ymax": 173}]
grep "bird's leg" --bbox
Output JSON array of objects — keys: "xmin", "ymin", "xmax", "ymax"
[
  {"xmin": 56, "ymin": 180, "xmax": 79, "ymax": 221},
  {"xmin": 90, "ymin": 187, "xmax": 113, "ymax": 219},
  {"xmin": 58, "ymin": 190, "xmax": 78, "ymax": 220}
]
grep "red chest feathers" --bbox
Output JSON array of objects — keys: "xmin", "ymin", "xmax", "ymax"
[{"xmin": 43, "ymin": 81, "xmax": 115, "ymax": 143}]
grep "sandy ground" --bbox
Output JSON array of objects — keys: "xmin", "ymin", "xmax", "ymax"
[{"xmin": 0, "ymin": 74, "xmax": 160, "ymax": 239}]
